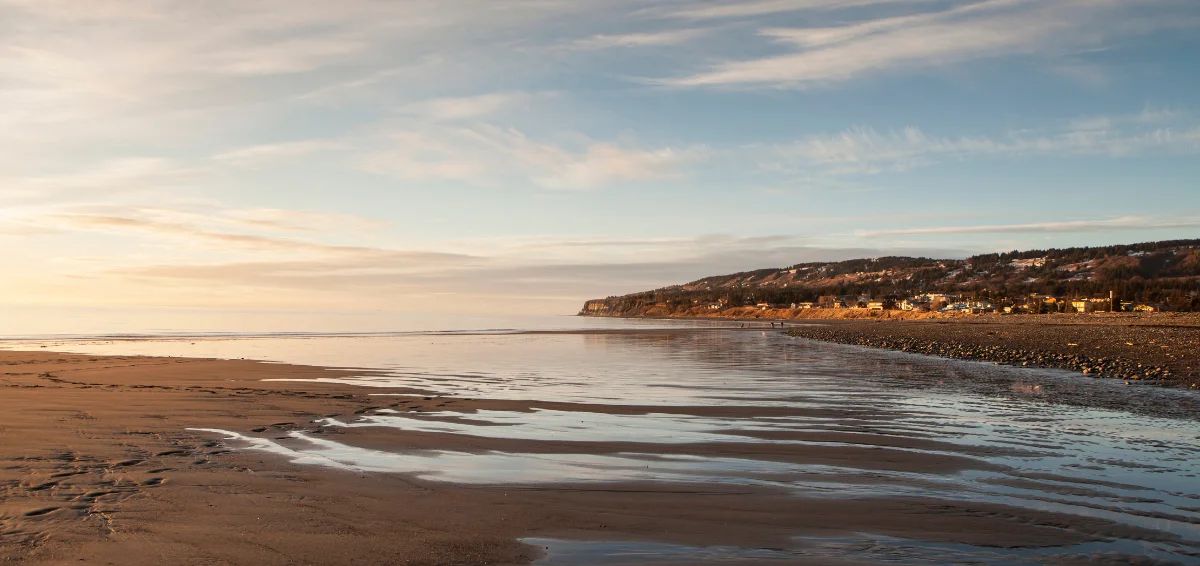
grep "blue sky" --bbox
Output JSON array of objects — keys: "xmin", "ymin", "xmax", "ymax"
[{"xmin": 1, "ymin": 0, "xmax": 1198, "ymax": 323}]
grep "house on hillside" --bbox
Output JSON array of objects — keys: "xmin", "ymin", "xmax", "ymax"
[
  {"xmin": 971, "ymin": 301, "xmax": 994, "ymax": 312},
  {"xmin": 1024, "ymin": 294, "xmax": 1064, "ymax": 314},
  {"xmin": 1010, "ymin": 257, "xmax": 1047, "ymax": 268},
  {"xmin": 1071, "ymin": 297, "xmax": 1114, "ymax": 313},
  {"xmin": 942, "ymin": 302, "xmax": 971, "ymax": 313},
  {"xmin": 842, "ymin": 296, "xmax": 868, "ymax": 308}
]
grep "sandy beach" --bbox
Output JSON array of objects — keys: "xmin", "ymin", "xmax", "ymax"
[
  {"xmin": 3, "ymin": 336, "xmax": 1198, "ymax": 565},
  {"xmin": 7, "ymin": 0, "xmax": 1197, "ymax": 561}
]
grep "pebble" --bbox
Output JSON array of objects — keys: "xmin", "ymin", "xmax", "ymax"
[{"xmin": 785, "ymin": 327, "xmax": 1174, "ymax": 385}]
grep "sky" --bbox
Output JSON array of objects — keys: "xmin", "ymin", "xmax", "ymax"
[{"xmin": 1, "ymin": 0, "xmax": 1199, "ymax": 331}]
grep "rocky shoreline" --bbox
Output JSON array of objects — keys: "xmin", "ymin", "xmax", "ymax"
[{"xmin": 785, "ymin": 319, "xmax": 1199, "ymax": 388}]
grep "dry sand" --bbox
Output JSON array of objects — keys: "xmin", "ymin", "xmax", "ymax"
[{"xmin": 0, "ymin": 350, "xmax": 1187, "ymax": 565}]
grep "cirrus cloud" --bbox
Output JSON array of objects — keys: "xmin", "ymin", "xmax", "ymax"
[
  {"xmin": 662, "ymin": 0, "xmax": 1200, "ymax": 88},
  {"xmin": 854, "ymin": 215, "xmax": 1200, "ymax": 237},
  {"xmin": 361, "ymin": 124, "xmax": 709, "ymax": 190}
]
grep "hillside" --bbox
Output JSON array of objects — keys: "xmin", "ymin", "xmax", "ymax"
[{"xmin": 580, "ymin": 239, "xmax": 1200, "ymax": 317}]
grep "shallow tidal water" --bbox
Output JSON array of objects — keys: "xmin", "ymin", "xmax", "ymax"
[{"xmin": 7, "ymin": 319, "xmax": 1200, "ymax": 564}]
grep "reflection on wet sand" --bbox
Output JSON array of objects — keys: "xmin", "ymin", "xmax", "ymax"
[{"xmin": 526, "ymin": 535, "xmax": 1190, "ymax": 566}]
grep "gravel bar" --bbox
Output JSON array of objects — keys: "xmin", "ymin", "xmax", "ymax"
[{"xmin": 786, "ymin": 316, "xmax": 1200, "ymax": 389}]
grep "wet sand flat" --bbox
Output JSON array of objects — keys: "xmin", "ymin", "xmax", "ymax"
[{"xmin": 2, "ymin": 342, "xmax": 1198, "ymax": 565}]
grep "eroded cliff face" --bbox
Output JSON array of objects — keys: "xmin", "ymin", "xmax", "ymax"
[{"xmin": 580, "ymin": 299, "xmax": 614, "ymax": 315}]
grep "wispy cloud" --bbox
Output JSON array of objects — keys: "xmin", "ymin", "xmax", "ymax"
[
  {"xmin": 221, "ymin": 209, "xmax": 390, "ymax": 233},
  {"xmin": 778, "ymin": 115, "xmax": 1200, "ymax": 174},
  {"xmin": 0, "ymin": 0, "xmax": 613, "ymax": 157},
  {"xmin": 662, "ymin": 0, "xmax": 1199, "ymax": 88},
  {"xmin": 46, "ymin": 213, "xmax": 385, "ymax": 257},
  {"xmin": 362, "ymin": 124, "xmax": 708, "ymax": 190},
  {"xmin": 394, "ymin": 91, "xmax": 551, "ymax": 121},
  {"xmin": 855, "ymin": 215, "xmax": 1200, "ymax": 237},
  {"xmin": 0, "ymin": 158, "xmax": 202, "ymax": 203},
  {"xmin": 213, "ymin": 140, "xmax": 342, "ymax": 167},
  {"xmin": 41, "ymin": 206, "xmax": 398, "ymax": 257},
  {"xmin": 442, "ymin": 233, "xmax": 813, "ymax": 265},
  {"xmin": 572, "ymin": 28, "xmax": 711, "ymax": 49},
  {"xmin": 1067, "ymin": 106, "xmax": 1187, "ymax": 132},
  {"xmin": 661, "ymin": 0, "xmax": 925, "ymax": 20}
]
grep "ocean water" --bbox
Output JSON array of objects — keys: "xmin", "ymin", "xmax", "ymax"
[{"xmin": 5, "ymin": 318, "xmax": 1199, "ymax": 564}]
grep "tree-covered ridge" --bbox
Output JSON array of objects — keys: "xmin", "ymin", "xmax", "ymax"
[{"xmin": 583, "ymin": 239, "xmax": 1200, "ymax": 314}]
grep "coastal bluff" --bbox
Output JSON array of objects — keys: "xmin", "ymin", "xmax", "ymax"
[{"xmin": 579, "ymin": 239, "xmax": 1200, "ymax": 320}]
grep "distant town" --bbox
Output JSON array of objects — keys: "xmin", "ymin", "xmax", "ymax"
[
  {"xmin": 585, "ymin": 289, "xmax": 1158, "ymax": 318},
  {"xmin": 580, "ymin": 239, "xmax": 1199, "ymax": 318},
  {"xmin": 719, "ymin": 289, "xmax": 1153, "ymax": 315}
]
